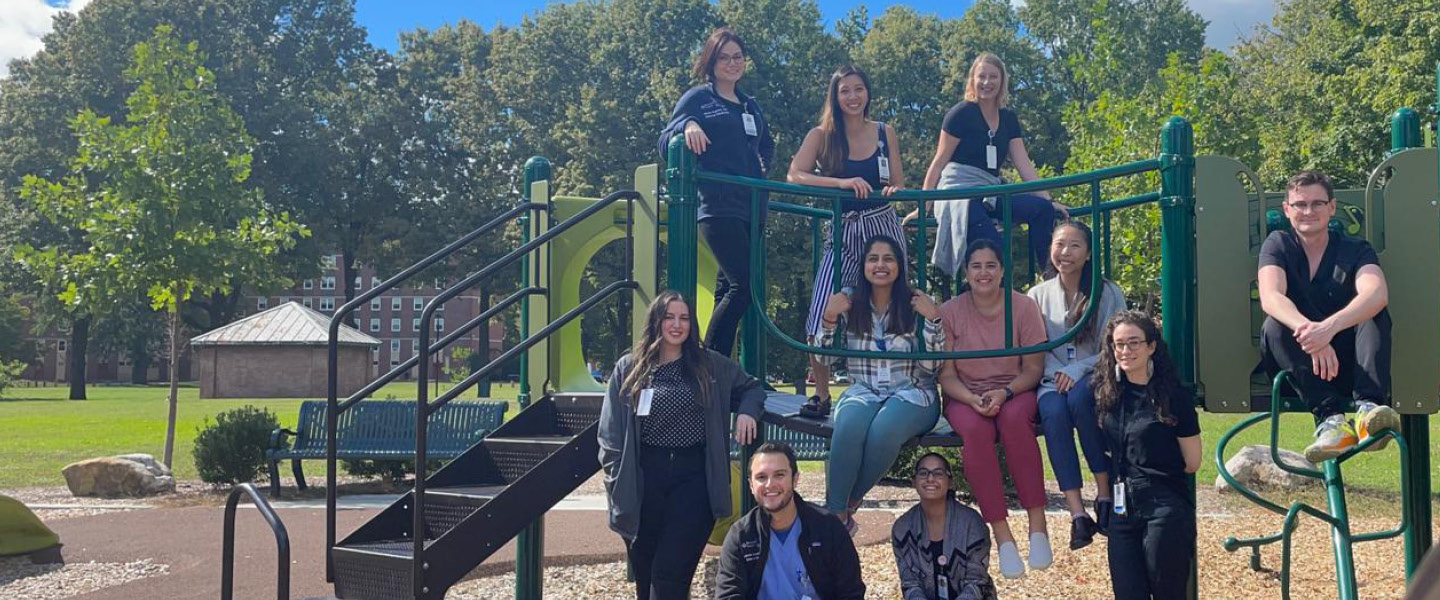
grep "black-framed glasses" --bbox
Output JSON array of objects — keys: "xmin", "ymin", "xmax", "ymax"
[
  {"xmin": 914, "ymin": 468, "xmax": 951, "ymax": 480},
  {"xmin": 1286, "ymin": 199, "xmax": 1332, "ymax": 212},
  {"xmin": 1113, "ymin": 339, "xmax": 1149, "ymax": 352}
]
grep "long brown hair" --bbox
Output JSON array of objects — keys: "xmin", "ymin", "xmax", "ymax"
[
  {"xmin": 846, "ymin": 235, "xmax": 916, "ymax": 337},
  {"xmin": 692, "ymin": 27, "xmax": 746, "ymax": 84},
  {"xmin": 962, "ymin": 52, "xmax": 1009, "ymax": 107},
  {"xmin": 815, "ymin": 65, "xmax": 873, "ymax": 176},
  {"xmin": 1042, "ymin": 220, "xmax": 1105, "ymax": 346},
  {"xmin": 1093, "ymin": 311, "xmax": 1180, "ymax": 425},
  {"xmin": 620, "ymin": 291, "xmax": 712, "ymax": 411}
]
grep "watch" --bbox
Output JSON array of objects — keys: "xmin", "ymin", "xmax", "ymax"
[{"xmin": 1002, "ymin": 386, "xmax": 1014, "ymax": 400}]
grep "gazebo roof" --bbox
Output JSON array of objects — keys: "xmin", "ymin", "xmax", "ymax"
[{"xmin": 189, "ymin": 301, "xmax": 380, "ymax": 347}]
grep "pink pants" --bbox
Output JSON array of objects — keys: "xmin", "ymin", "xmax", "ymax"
[{"xmin": 944, "ymin": 390, "xmax": 1047, "ymax": 523}]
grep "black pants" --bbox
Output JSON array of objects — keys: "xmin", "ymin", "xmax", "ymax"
[
  {"xmin": 628, "ymin": 444, "xmax": 713, "ymax": 600},
  {"xmin": 698, "ymin": 217, "xmax": 753, "ymax": 357},
  {"xmin": 1260, "ymin": 313, "xmax": 1391, "ymax": 420},
  {"xmin": 1107, "ymin": 479, "xmax": 1195, "ymax": 600}
]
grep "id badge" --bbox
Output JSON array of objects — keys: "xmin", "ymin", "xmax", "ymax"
[
  {"xmin": 1066, "ymin": 344, "xmax": 1076, "ymax": 362},
  {"xmin": 877, "ymin": 156, "xmax": 891, "ymax": 184},
  {"xmin": 874, "ymin": 360, "xmax": 891, "ymax": 388},
  {"xmin": 741, "ymin": 112, "xmax": 758, "ymax": 137},
  {"xmin": 636, "ymin": 388, "xmax": 655, "ymax": 416},
  {"xmin": 937, "ymin": 575, "xmax": 950, "ymax": 600},
  {"xmin": 1112, "ymin": 481, "xmax": 1128, "ymax": 516},
  {"xmin": 986, "ymin": 144, "xmax": 998, "ymax": 170}
]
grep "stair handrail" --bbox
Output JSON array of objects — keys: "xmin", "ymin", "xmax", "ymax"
[
  {"xmin": 325, "ymin": 201, "xmax": 543, "ymax": 581},
  {"xmin": 407, "ymin": 187, "xmax": 640, "ymax": 597},
  {"xmin": 222, "ymin": 482, "xmax": 290, "ymax": 600}
]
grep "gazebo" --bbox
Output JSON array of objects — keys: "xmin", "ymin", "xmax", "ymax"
[{"xmin": 190, "ymin": 302, "xmax": 379, "ymax": 399}]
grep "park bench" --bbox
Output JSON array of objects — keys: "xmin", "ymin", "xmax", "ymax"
[
  {"xmin": 730, "ymin": 393, "xmax": 963, "ymax": 463},
  {"xmin": 266, "ymin": 399, "xmax": 508, "ymax": 497}
]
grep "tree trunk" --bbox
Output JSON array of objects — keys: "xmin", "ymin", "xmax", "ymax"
[
  {"xmin": 163, "ymin": 292, "xmax": 180, "ymax": 469},
  {"xmin": 129, "ymin": 332, "xmax": 151, "ymax": 385},
  {"xmin": 68, "ymin": 315, "xmax": 90, "ymax": 400}
]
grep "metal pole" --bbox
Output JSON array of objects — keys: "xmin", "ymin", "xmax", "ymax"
[
  {"xmin": 515, "ymin": 156, "xmax": 550, "ymax": 600},
  {"xmin": 1323, "ymin": 461, "xmax": 1360, "ymax": 600},
  {"xmin": 1159, "ymin": 116, "xmax": 1198, "ymax": 600},
  {"xmin": 1391, "ymin": 105, "xmax": 1431, "ymax": 577},
  {"xmin": 665, "ymin": 137, "xmax": 699, "ymax": 303}
]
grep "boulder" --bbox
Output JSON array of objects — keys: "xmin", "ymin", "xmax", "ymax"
[
  {"xmin": 62, "ymin": 456, "xmax": 176, "ymax": 498},
  {"xmin": 1215, "ymin": 444, "xmax": 1318, "ymax": 493},
  {"xmin": 111, "ymin": 453, "xmax": 172, "ymax": 478}
]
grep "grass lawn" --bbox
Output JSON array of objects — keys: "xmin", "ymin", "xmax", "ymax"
[
  {"xmin": 0, "ymin": 381, "xmax": 521, "ymax": 489},
  {"xmin": 3, "ymin": 383, "xmax": 1437, "ymax": 504}
]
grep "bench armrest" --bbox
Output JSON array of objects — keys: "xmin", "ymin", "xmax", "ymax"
[{"xmin": 269, "ymin": 427, "xmax": 299, "ymax": 451}]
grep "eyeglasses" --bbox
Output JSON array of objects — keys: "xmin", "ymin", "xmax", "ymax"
[
  {"xmin": 914, "ymin": 468, "xmax": 951, "ymax": 480},
  {"xmin": 1286, "ymin": 200, "xmax": 1332, "ymax": 212},
  {"xmin": 1113, "ymin": 339, "xmax": 1149, "ymax": 352},
  {"xmin": 717, "ymin": 52, "xmax": 746, "ymax": 65}
]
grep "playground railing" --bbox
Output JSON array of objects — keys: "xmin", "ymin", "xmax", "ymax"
[{"xmin": 221, "ymin": 482, "xmax": 290, "ymax": 600}]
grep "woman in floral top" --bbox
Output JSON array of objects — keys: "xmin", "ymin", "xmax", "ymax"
[{"xmin": 814, "ymin": 234, "xmax": 944, "ymax": 534}]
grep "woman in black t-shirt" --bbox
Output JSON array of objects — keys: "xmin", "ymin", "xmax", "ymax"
[
  {"xmin": 786, "ymin": 64, "xmax": 909, "ymax": 414},
  {"xmin": 1092, "ymin": 311, "xmax": 1202, "ymax": 600},
  {"xmin": 914, "ymin": 52, "xmax": 1068, "ymax": 280}
]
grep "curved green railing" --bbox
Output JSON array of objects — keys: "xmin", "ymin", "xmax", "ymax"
[{"xmin": 1213, "ymin": 371, "xmax": 1411, "ymax": 600}]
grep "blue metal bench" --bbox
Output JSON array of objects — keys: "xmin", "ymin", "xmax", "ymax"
[{"xmin": 265, "ymin": 399, "xmax": 508, "ymax": 497}]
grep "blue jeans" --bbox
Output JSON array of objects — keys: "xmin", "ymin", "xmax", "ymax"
[
  {"xmin": 826, "ymin": 395, "xmax": 940, "ymax": 513},
  {"xmin": 967, "ymin": 193, "xmax": 1056, "ymax": 274},
  {"xmin": 1038, "ymin": 374, "xmax": 1111, "ymax": 492}
]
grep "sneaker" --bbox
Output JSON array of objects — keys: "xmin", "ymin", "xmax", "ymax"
[
  {"xmin": 798, "ymin": 395, "xmax": 831, "ymax": 418},
  {"xmin": 1303, "ymin": 413, "xmax": 1357, "ymax": 463},
  {"xmin": 1069, "ymin": 515, "xmax": 1098, "ymax": 550},
  {"xmin": 1028, "ymin": 532, "xmax": 1053, "ymax": 570},
  {"xmin": 997, "ymin": 541, "xmax": 1025, "ymax": 579},
  {"xmin": 1355, "ymin": 400, "xmax": 1400, "ymax": 451}
]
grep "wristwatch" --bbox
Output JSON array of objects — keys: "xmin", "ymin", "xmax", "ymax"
[{"xmin": 1002, "ymin": 386, "xmax": 1014, "ymax": 400}]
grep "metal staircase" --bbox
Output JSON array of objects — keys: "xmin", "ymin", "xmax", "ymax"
[{"xmin": 330, "ymin": 392, "xmax": 602, "ymax": 599}]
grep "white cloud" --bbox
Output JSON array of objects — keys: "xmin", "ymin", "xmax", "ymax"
[
  {"xmin": 1188, "ymin": 0, "xmax": 1278, "ymax": 49},
  {"xmin": 0, "ymin": 0, "xmax": 91, "ymax": 77}
]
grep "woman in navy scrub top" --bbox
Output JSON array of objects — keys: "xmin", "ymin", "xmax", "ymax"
[
  {"xmin": 786, "ymin": 64, "xmax": 909, "ymax": 415},
  {"xmin": 1092, "ymin": 310, "xmax": 1202, "ymax": 600},
  {"xmin": 658, "ymin": 27, "xmax": 775, "ymax": 358}
]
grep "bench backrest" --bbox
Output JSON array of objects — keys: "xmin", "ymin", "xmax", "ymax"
[
  {"xmin": 729, "ymin": 422, "xmax": 830, "ymax": 462},
  {"xmin": 292, "ymin": 400, "xmax": 508, "ymax": 455}
]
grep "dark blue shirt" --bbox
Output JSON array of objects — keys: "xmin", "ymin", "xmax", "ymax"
[
  {"xmin": 658, "ymin": 84, "xmax": 774, "ymax": 223},
  {"xmin": 941, "ymin": 101, "xmax": 1025, "ymax": 177},
  {"xmin": 835, "ymin": 122, "xmax": 891, "ymax": 213}
]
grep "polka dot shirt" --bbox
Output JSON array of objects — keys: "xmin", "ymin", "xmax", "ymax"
[{"xmin": 639, "ymin": 359, "xmax": 706, "ymax": 448}]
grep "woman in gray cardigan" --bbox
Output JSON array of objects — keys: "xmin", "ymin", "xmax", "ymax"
[
  {"xmin": 598, "ymin": 290, "xmax": 765, "ymax": 600},
  {"xmin": 892, "ymin": 452, "xmax": 997, "ymax": 600}
]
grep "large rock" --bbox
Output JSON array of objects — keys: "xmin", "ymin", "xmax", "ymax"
[
  {"xmin": 1215, "ymin": 444, "xmax": 1318, "ymax": 493},
  {"xmin": 62, "ymin": 455, "xmax": 176, "ymax": 498}
]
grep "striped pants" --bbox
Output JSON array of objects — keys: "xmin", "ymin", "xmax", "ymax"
[{"xmin": 805, "ymin": 205, "xmax": 906, "ymax": 336}]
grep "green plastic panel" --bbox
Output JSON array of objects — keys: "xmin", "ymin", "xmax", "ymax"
[
  {"xmin": 1194, "ymin": 155, "xmax": 1263, "ymax": 412},
  {"xmin": 1370, "ymin": 148, "xmax": 1440, "ymax": 414}
]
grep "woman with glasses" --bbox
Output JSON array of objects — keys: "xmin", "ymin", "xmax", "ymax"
[
  {"xmin": 658, "ymin": 26, "xmax": 775, "ymax": 358},
  {"xmin": 813, "ymin": 234, "xmax": 943, "ymax": 534},
  {"xmin": 892, "ymin": 452, "xmax": 997, "ymax": 600},
  {"xmin": 938, "ymin": 238, "xmax": 1050, "ymax": 579},
  {"xmin": 1092, "ymin": 310, "xmax": 1202, "ymax": 600},
  {"xmin": 787, "ymin": 64, "xmax": 908, "ymax": 417}
]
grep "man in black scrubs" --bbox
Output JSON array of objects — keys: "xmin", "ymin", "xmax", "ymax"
[{"xmin": 1257, "ymin": 170, "xmax": 1400, "ymax": 463}]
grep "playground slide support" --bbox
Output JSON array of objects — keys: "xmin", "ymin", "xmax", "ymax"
[
  {"xmin": 666, "ymin": 137, "xmax": 700, "ymax": 303},
  {"xmin": 1159, "ymin": 116, "xmax": 1198, "ymax": 600},
  {"xmin": 1392, "ymin": 104, "xmax": 1432, "ymax": 577},
  {"xmin": 516, "ymin": 156, "xmax": 550, "ymax": 600}
]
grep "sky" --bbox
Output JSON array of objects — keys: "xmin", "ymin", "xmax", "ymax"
[{"xmin": 4, "ymin": 0, "xmax": 1275, "ymax": 77}]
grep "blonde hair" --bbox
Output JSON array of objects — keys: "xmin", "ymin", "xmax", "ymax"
[{"xmin": 962, "ymin": 52, "xmax": 1009, "ymax": 107}]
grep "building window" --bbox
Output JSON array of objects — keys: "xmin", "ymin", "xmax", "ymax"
[
  {"xmin": 302, "ymin": 298, "xmax": 313, "ymax": 309},
  {"xmin": 256, "ymin": 297, "xmax": 268, "ymax": 311},
  {"xmin": 370, "ymin": 297, "xmax": 381, "ymax": 311},
  {"xmin": 391, "ymin": 318, "xmax": 401, "ymax": 333},
  {"xmin": 303, "ymin": 279, "xmax": 314, "ymax": 290},
  {"xmin": 371, "ymin": 276, "xmax": 380, "ymax": 288},
  {"xmin": 354, "ymin": 276, "xmax": 363, "ymax": 290},
  {"xmin": 370, "ymin": 318, "xmax": 380, "ymax": 333},
  {"xmin": 57, "ymin": 340, "xmax": 67, "ymax": 352},
  {"xmin": 372, "ymin": 347, "xmax": 379, "ymax": 366},
  {"xmin": 320, "ymin": 297, "xmax": 335, "ymax": 312},
  {"xmin": 321, "ymin": 254, "xmax": 337, "ymax": 270},
  {"xmin": 414, "ymin": 297, "xmax": 425, "ymax": 311},
  {"xmin": 412, "ymin": 318, "xmax": 420, "ymax": 332},
  {"xmin": 392, "ymin": 297, "xmax": 403, "ymax": 311},
  {"xmin": 435, "ymin": 318, "xmax": 445, "ymax": 333},
  {"xmin": 390, "ymin": 339, "xmax": 401, "ymax": 366},
  {"xmin": 321, "ymin": 276, "xmax": 336, "ymax": 290},
  {"xmin": 435, "ymin": 278, "xmax": 446, "ymax": 290}
]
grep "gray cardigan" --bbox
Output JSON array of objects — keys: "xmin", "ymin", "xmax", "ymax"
[
  {"xmin": 1026, "ymin": 277, "xmax": 1126, "ymax": 395},
  {"xmin": 891, "ymin": 498, "xmax": 996, "ymax": 600},
  {"xmin": 597, "ymin": 350, "xmax": 766, "ymax": 541}
]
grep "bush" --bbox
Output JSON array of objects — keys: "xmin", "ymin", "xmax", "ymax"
[
  {"xmin": 193, "ymin": 406, "xmax": 280, "ymax": 484},
  {"xmin": 342, "ymin": 458, "xmax": 447, "ymax": 482},
  {"xmin": 0, "ymin": 359, "xmax": 24, "ymax": 396}
]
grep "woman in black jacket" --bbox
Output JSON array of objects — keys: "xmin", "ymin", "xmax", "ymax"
[
  {"xmin": 657, "ymin": 26, "xmax": 775, "ymax": 358},
  {"xmin": 598, "ymin": 290, "xmax": 764, "ymax": 600}
]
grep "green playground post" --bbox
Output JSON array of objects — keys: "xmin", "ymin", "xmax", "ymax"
[
  {"xmin": 666, "ymin": 137, "xmax": 700, "ymax": 303},
  {"xmin": 1392, "ymin": 104, "xmax": 1432, "ymax": 577},
  {"xmin": 515, "ymin": 156, "xmax": 550, "ymax": 600}
]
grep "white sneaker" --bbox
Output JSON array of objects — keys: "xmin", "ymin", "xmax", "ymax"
[
  {"xmin": 1028, "ymin": 532, "xmax": 1053, "ymax": 570},
  {"xmin": 998, "ymin": 540, "xmax": 1026, "ymax": 579}
]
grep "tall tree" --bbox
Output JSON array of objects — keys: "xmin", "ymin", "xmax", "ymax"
[{"xmin": 17, "ymin": 26, "xmax": 307, "ymax": 466}]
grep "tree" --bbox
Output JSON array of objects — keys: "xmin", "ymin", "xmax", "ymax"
[{"xmin": 17, "ymin": 26, "xmax": 307, "ymax": 467}]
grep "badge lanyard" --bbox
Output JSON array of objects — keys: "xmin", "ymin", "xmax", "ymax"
[
  {"xmin": 936, "ymin": 552, "xmax": 951, "ymax": 600},
  {"xmin": 985, "ymin": 128, "xmax": 998, "ymax": 170},
  {"xmin": 873, "ymin": 310, "xmax": 891, "ymax": 389},
  {"xmin": 1112, "ymin": 392, "xmax": 1131, "ymax": 517},
  {"xmin": 876, "ymin": 122, "xmax": 891, "ymax": 184}
]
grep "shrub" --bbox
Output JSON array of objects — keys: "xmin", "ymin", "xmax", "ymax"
[
  {"xmin": 193, "ymin": 406, "xmax": 280, "ymax": 484},
  {"xmin": 0, "ymin": 359, "xmax": 24, "ymax": 396}
]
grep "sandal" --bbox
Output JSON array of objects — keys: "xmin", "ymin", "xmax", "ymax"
[{"xmin": 798, "ymin": 395, "xmax": 831, "ymax": 418}]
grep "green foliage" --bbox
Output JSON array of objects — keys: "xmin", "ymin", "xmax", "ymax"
[{"xmin": 192, "ymin": 406, "xmax": 281, "ymax": 485}]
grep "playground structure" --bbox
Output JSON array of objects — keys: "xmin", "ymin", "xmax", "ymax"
[{"xmin": 292, "ymin": 68, "xmax": 1440, "ymax": 600}]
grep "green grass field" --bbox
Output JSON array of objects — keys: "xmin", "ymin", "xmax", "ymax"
[
  {"xmin": 0, "ymin": 382, "xmax": 520, "ymax": 488},
  {"xmin": 2, "ymin": 383, "xmax": 1437, "ymax": 501}
]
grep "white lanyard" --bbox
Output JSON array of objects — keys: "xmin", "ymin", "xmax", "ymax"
[{"xmin": 876, "ymin": 122, "xmax": 891, "ymax": 184}]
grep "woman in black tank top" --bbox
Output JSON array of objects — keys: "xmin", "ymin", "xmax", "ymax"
[{"xmin": 786, "ymin": 64, "xmax": 910, "ymax": 418}]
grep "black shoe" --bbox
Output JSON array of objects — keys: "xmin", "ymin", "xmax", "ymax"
[
  {"xmin": 1095, "ymin": 500, "xmax": 1113, "ymax": 535},
  {"xmin": 1070, "ymin": 515, "xmax": 1098, "ymax": 550},
  {"xmin": 798, "ymin": 395, "xmax": 831, "ymax": 418}
]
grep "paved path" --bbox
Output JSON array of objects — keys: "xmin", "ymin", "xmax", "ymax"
[{"xmin": 44, "ymin": 500, "xmax": 894, "ymax": 599}]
